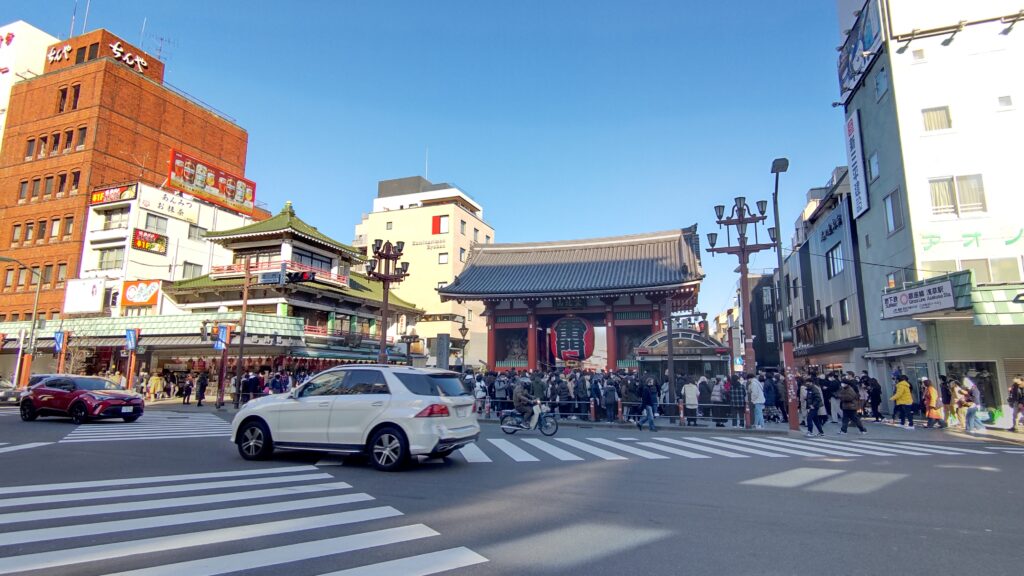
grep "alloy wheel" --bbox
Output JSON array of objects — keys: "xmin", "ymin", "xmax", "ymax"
[
  {"xmin": 241, "ymin": 426, "xmax": 264, "ymax": 457},
  {"xmin": 373, "ymin": 433, "xmax": 401, "ymax": 466}
]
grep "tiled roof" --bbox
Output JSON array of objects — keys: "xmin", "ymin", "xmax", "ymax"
[
  {"xmin": 0, "ymin": 312, "xmax": 303, "ymax": 343},
  {"xmin": 439, "ymin": 227, "xmax": 703, "ymax": 299},
  {"xmin": 204, "ymin": 201, "xmax": 363, "ymax": 258}
]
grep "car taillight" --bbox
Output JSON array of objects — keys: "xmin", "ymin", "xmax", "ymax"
[{"xmin": 415, "ymin": 404, "xmax": 450, "ymax": 418}]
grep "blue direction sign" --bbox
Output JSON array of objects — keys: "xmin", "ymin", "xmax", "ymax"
[
  {"xmin": 213, "ymin": 325, "xmax": 229, "ymax": 350},
  {"xmin": 54, "ymin": 331, "xmax": 65, "ymax": 353},
  {"xmin": 125, "ymin": 329, "xmax": 138, "ymax": 351}
]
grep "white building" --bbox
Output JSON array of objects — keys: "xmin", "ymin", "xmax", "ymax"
[
  {"xmin": 77, "ymin": 182, "xmax": 256, "ymax": 316},
  {"xmin": 0, "ymin": 21, "xmax": 57, "ymax": 154}
]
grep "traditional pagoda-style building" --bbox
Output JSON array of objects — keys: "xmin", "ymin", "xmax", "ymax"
[{"xmin": 439, "ymin": 228, "xmax": 705, "ymax": 371}]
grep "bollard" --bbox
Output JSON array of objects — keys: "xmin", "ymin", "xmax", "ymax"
[
  {"xmin": 590, "ymin": 399, "xmax": 596, "ymax": 421},
  {"xmin": 745, "ymin": 404, "xmax": 752, "ymax": 429},
  {"xmin": 617, "ymin": 399, "xmax": 623, "ymax": 422},
  {"xmin": 678, "ymin": 400, "xmax": 685, "ymax": 426}
]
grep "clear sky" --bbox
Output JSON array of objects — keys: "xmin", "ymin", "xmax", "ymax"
[{"xmin": 14, "ymin": 0, "xmax": 848, "ymax": 317}]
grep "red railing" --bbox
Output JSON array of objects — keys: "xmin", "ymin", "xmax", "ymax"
[
  {"xmin": 211, "ymin": 259, "xmax": 349, "ymax": 286},
  {"xmin": 303, "ymin": 325, "xmax": 394, "ymax": 344}
]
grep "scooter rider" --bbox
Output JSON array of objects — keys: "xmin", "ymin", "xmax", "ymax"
[{"xmin": 513, "ymin": 378, "xmax": 540, "ymax": 430}]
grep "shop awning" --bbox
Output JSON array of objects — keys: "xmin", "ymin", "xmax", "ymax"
[{"xmin": 862, "ymin": 345, "xmax": 922, "ymax": 359}]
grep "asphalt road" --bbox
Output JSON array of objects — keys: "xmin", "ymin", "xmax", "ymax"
[{"xmin": 1, "ymin": 403, "xmax": 1022, "ymax": 576}]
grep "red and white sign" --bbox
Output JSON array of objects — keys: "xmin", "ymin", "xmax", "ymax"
[
  {"xmin": 121, "ymin": 280, "xmax": 161, "ymax": 308},
  {"xmin": 167, "ymin": 149, "xmax": 256, "ymax": 216},
  {"xmin": 90, "ymin": 184, "xmax": 138, "ymax": 205},
  {"xmin": 549, "ymin": 317, "xmax": 595, "ymax": 362}
]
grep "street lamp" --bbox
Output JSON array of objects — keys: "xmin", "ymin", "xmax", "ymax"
[
  {"xmin": 770, "ymin": 156, "xmax": 799, "ymax": 430},
  {"xmin": 0, "ymin": 256, "xmax": 43, "ymax": 388},
  {"xmin": 365, "ymin": 239, "xmax": 410, "ymax": 364}
]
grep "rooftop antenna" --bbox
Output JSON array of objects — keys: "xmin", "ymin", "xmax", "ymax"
[
  {"xmin": 81, "ymin": 0, "xmax": 92, "ymax": 34},
  {"xmin": 140, "ymin": 17, "xmax": 147, "ymax": 48},
  {"xmin": 149, "ymin": 34, "xmax": 177, "ymax": 63},
  {"xmin": 69, "ymin": 0, "xmax": 78, "ymax": 39}
]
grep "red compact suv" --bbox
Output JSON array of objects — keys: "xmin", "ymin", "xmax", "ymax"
[{"xmin": 20, "ymin": 375, "xmax": 145, "ymax": 424}]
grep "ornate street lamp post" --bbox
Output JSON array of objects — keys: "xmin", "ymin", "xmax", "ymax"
[
  {"xmin": 705, "ymin": 196, "xmax": 776, "ymax": 375},
  {"xmin": 365, "ymin": 239, "xmax": 409, "ymax": 364}
]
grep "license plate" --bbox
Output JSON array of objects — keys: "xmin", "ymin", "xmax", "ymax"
[
  {"xmin": 121, "ymin": 406, "xmax": 134, "ymax": 413},
  {"xmin": 456, "ymin": 406, "xmax": 467, "ymax": 418}
]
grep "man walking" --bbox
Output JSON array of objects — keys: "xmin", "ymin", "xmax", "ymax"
[
  {"xmin": 730, "ymin": 375, "xmax": 748, "ymax": 428},
  {"xmin": 837, "ymin": 379, "xmax": 867, "ymax": 435},
  {"xmin": 196, "ymin": 371, "xmax": 208, "ymax": 407},
  {"xmin": 1007, "ymin": 377, "xmax": 1024, "ymax": 432},
  {"xmin": 636, "ymin": 378, "xmax": 658, "ymax": 432}
]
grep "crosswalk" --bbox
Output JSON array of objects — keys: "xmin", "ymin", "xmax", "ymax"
[
  {"xmin": 0, "ymin": 442, "xmax": 52, "ymax": 455},
  {"xmin": 0, "ymin": 464, "xmax": 487, "ymax": 575},
  {"xmin": 59, "ymin": 411, "xmax": 233, "ymax": 443},
  {"xmin": 416, "ymin": 436, "xmax": 1006, "ymax": 464},
  {"xmin": 0, "ymin": 406, "xmax": 19, "ymax": 417}
]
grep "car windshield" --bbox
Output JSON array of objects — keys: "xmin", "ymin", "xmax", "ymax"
[
  {"xmin": 395, "ymin": 373, "xmax": 471, "ymax": 397},
  {"xmin": 74, "ymin": 378, "xmax": 121, "ymax": 391}
]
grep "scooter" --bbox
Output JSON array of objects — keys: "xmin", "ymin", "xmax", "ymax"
[{"xmin": 499, "ymin": 401, "xmax": 558, "ymax": 436}]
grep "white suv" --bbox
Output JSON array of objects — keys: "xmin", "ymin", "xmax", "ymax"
[{"xmin": 230, "ymin": 365, "xmax": 479, "ymax": 471}]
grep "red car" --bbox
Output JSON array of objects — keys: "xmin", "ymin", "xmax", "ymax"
[{"xmin": 20, "ymin": 375, "xmax": 144, "ymax": 424}]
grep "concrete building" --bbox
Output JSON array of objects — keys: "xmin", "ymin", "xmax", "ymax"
[
  {"xmin": 0, "ymin": 21, "xmax": 57, "ymax": 155},
  {"xmin": 834, "ymin": 1, "xmax": 1023, "ymax": 407},
  {"xmin": 353, "ymin": 176, "xmax": 493, "ymax": 369}
]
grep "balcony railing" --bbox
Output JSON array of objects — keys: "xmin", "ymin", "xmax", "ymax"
[
  {"xmin": 211, "ymin": 259, "xmax": 349, "ymax": 287},
  {"xmin": 303, "ymin": 324, "xmax": 394, "ymax": 344}
]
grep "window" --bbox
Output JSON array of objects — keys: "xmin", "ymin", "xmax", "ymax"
[
  {"xmin": 63, "ymin": 216, "xmax": 74, "ymax": 236},
  {"xmin": 990, "ymin": 258, "xmax": 1021, "ymax": 283},
  {"xmin": 70, "ymin": 170, "xmax": 80, "ymax": 192},
  {"xmin": 30, "ymin": 178, "xmax": 40, "ymax": 199},
  {"xmin": 922, "ymin": 106, "xmax": 952, "ymax": 131},
  {"xmin": 37, "ymin": 220, "xmax": 46, "ymax": 240},
  {"xmin": 144, "ymin": 213, "xmax": 168, "ymax": 234},
  {"xmin": 58, "ymin": 87, "xmax": 68, "ymax": 112},
  {"xmin": 42, "ymin": 264, "xmax": 53, "ymax": 285},
  {"xmin": 57, "ymin": 173, "xmax": 67, "ymax": 195},
  {"xmin": 485, "ymin": 235, "xmax": 491, "ymax": 244},
  {"xmin": 17, "ymin": 268, "xmax": 27, "ymax": 288},
  {"xmin": 826, "ymin": 243, "xmax": 844, "ymax": 278},
  {"xmin": 50, "ymin": 133, "xmax": 60, "ymax": 155},
  {"xmin": 460, "ymin": 220, "xmax": 466, "ymax": 234},
  {"xmin": 884, "ymin": 190, "xmax": 904, "ymax": 234},
  {"xmin": 395, "ymin": 372, "xmax": 467, "ymax": 397},
  {"xmin": 98, "ymin": 247, "xmax": 125, "ymax": 270},
  {"xmin": 75, "ymin": 46, "xmax": 86, "ymax": 64},
  {"xmin": 18, "ymin": 181, "xmax": 28, "ymax": 200},
  {"xmin": 63, "ymin": 130, "xmax": 73, "ymax": 152},
  {"xmin": 25, "ymin": 138, "xmax": 35, "ymax": 159},
  {"xmin": 292, "ymin": 247, "xmax": 332, "ymax": 272},
  {"xmin": 431, "ymin": 215, "xmax": 449, "ymax": 235},
  {"xmin": 182, "ymin": 262, "xmax": 203, "ymax": 279},
  {"xmin": 56, "ymin": 263, "xmax": 67, "ymax": 285},
  {"xmin": 102, "ymin": 208, "xmax": 129, "ymax": 230},
  {"xmin": 385, "ymin": 221, "xmax": 393, "ymax": 230},
  {"xmin": 70, "ymin": 84, "xmax": 81, "ymax": 110},
  {"xmin": 187, "ymin": 224, "xmax": 207, "ymax": 241},
  {"xmin": 929, "ymin": 175, "xmax": 986, "ymax": 216},
  {"xmin": 87, "ymin": 42, "xmax": 99, "ymax": 60},
  {"xmin": 840, "ymin": 298, "xmax": 850, "ymax": 325},
  {"xmin": 76, "ymin": 127, "xmax": 87, "ymax": 150},
  {"xmin": 961, "ymin": 259, "xmax": 991, "ymax": 284},
  {"xmin": 765, "ymin": 324, "xmax": 775, "ymax": 343},
  {"xmin": 825, "ymin": 305, "xmax": 834, "ymax": 329},
  {"xmin": 437, "ymin": 281, "xmax": 447, "ymax": 289},
  {"xmin": 298, "ymin": 371, "xmax": 348, "ymax": 397},
  {"xmin": 50, "ymin": 219, "xmax": 60, "ymax": 239},
  {"xmin": 875, "ymin": 66, "xmax": 888, "ymax": 100},
  {"xmin": 867, "ymin": 152, "xmax": 879, "ymax": 182},
  {"xmin": 12, "ymin": 224, "xmax": 21, "ymax": 244},
  {"xmin": 998, "ymin": 95, "xmax": 1013, "ymax": 109},
  {"xmin": 438, "ymin": 252, "xmax": 449, "ymax": 264},
  {"xmin": 9, "ymin": 313, "xmax": 18, "ymax": 322},
  {"xmin": 886, "ymin": 271, "xmax": 900, "ymax": 289},
  {"xmin": 44, "ymin": 176, "xmax": 54, "ymax": 197},
  {"xmin": 473, "ymin": 228, "xmax": 479, "ymax": 242},
  {"xmin": 792, "ymin": 277, "xmax": 799, "ymax": 299},
  {"xmin": 24, "ymin": 223, "xmax": 34, "ymax": 242},
  {"xmin": 468, "ymin": 309, "xmax": 473, "ymax": 322},
  {"xmin": 37, "ymin": 135, "xmax": 47, "ymax": 158},
  {"xmin": 345, "ymin": 370, "xmax": 389, "ymax": 395},
  {"xmin": 3, "ymin": 269, "xmax": 13, "ymax": 291}
]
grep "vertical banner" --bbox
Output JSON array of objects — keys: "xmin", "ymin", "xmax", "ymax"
[{"xmin": 845, "ymin": 109, "xmax": 869, "ymax": 218}]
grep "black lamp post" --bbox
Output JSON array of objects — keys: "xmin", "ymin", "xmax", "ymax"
[{"xmin": 365, "ymin": 240, "xmax": 409, "ymax": 364}]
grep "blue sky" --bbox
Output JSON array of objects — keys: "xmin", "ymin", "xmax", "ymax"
[{"xmin": 16, "ymin": 0, "xmax": 847, "ymax": 316}]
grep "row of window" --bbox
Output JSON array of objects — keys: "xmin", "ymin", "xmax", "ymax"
[
  {"xmin": 436, "ymin": 248, "xmax": 469, "ymax": 265},
  {"xmin": 0, "ymin": 310, "xmax": 64, "ymax": 323},
  {"xmin": 9, "ymin": 216, "xmax": 75, "ymax": 246},
  {"xmin": 18, "ymin": 170, "xmax": 83, "ymax": 201},
  {"xmin": 25, "ymin": 126, "xmax": 88, "ymax": 160},
  {"xmin": 824, "ymin": 298, "xmax": 851, "ymax": 329},
  {"xmin": 91, "ymin": 246, "xmax": 203, "ymax": 279},
  {"xmin": 1, "ymin": 262, "xmax": 69, "ymax": 294}
]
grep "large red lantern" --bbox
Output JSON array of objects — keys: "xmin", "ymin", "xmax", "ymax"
[{"xmin": 549, "ymin": 316, "xmax": 595, "ymax": 361}]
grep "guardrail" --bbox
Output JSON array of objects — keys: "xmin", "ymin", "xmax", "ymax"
[
  {"xmin": 211, "ymin": 259, "xmax": 350, "ymax": 287},
  {"xmin": 302, "ymin": 325, "xmax": 394, "ymax": 344}
]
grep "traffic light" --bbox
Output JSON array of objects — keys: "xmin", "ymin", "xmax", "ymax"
[{"xmin": 285, "ymin": 271, "xmax": 316, "ymax": 284}]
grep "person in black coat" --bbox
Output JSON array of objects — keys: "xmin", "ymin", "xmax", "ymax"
[{"xmin": 196, "ymin": 372, "xmax": 209, "ymax": 407}]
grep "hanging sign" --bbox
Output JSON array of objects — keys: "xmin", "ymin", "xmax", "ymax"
[
  {"xmin": 131, "ymin": 229, "xmax": 168, "ymax": 255},
  {"xmin": 549, "ymin": 317, "xmax": 595, "ymax": 361}
]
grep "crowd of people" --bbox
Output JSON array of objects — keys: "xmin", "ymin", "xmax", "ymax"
[{"xmin": 125, "ymin": 368, "xmax": 313, "ymax": 406}]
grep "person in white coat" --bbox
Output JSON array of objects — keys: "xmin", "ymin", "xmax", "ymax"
[
  {"xmin": 748, "ymin": 376, "xmax": 766, "ymax": 429},
  {"xmin": 682, "ymin": 378, "xmax": 700, "ymax": 426}
]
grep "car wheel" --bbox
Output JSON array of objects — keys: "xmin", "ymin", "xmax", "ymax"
[
  {"xmin": 369, "ymin": 427, "xmax": 409, "ymax": 472},
  {"xmin": 237, "ymin": 420, "xmax": 273, "ymax": 460},
  {"xmin": 123, "ymin": 415, "xmax": 140, "ymax": 423},
  {"xmin": 20, "ymin": 401, "xmax": 37, "ymax": 422},
  {"xmin": 70, "ymin": 403, "xmax": 88, "ymax": 425}
]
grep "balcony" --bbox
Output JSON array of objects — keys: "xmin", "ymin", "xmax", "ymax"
[
  {"xmin": 89, "ymin": 224, "xmax": 130, "ymax": 243},
  {"xmin": 211, "ymin": 259, "xmax": 349, "ymax": 289},
  {"xmin": 303, "ymin": 325, "xmax": 393, "ymax": 344}
]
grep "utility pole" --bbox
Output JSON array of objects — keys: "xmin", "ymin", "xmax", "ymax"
[{"xmin": 233, "ymin": 256, "xmax": 252, "ymax": 408}]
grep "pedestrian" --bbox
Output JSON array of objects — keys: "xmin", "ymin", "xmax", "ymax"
[
  {"xmin": 837, "ymin": 379, "xmax": 867, "ymax": 435},
  {"xmin": 682, "ymin": 378, "xmax": 699, "ymax": 426},
  {"xmin": 867, "ymin": 376, "xmax": 882, "ymax": 422},
  {"xmin": 474, "ymin": 376, "xmax": 487, "ymax": 415},
  {"xmin": 890, "ymin": 375, "xmax": 915, "ymax": 429},
  {"xmin": 763, "ymin": 374, "xmax": 777, "ymax": 422},
  {"xmin": 181, "ymin": 374, "xmax": 194, "ymax": 405},
  {"xmin": 730, "ymin": 375, "xmax": 748, "ymax": 428},
  {"xmin": 636, "ymin": 378, "xmax": 658, "ymax": 432},
  {"xmin": 196, "ymin": 371, "xmax": 208, "ymax": 407},
  {"xmin": 826, "ymin": 374, "xmax": 841, "ymax": 424},
  {"xmin": 922, "ymin": 378, "xmax": 946, "ymax": 429},
  {"xmin": 748, "ymin": 374, "xmax": 765, "ymax": 429},
  {"xmin": 962, "ymin": 377, "xmax": 985, "ymax": 434},
  {"xmin": 940, "ymin": 375, "xmax": 954, "ymax": 425},
  {"xmin": 603, "ymin": 379, "xmax": 620, "ymax": 423},
  {"xmin": 1007, "ymin": 377, "xmax": 1024, "ymax": 432},
  {"xmin": 710, "ymin": 377, "xmax": 727, "ymax": 427},
  {"xmin": 804, "ymin": 378, "xmax": 826, "ymax": 437}
]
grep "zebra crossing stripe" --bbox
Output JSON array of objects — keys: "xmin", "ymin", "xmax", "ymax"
[
  {"xmin": 708, "ymin": 437, "xmax": 821, "ymax": 457},
  {"xmin": 0, "ymin": 507, "xmax": 405, "ymax": 575},
  {"xmin": 797, "ymin": 438, "xmax": 909, "ymax": 456},
  {"xmin": 896, "ymin": 441, "xmax": 993, "ymax": 455},
  {"xmin": 102, "ymin": 524, "xmax": 440, "ymax": 576},
  {"xmin": 555, "ymin": 438, "xmax": 627, "ymax": 460},
  {"xmin": 456, "ymin": 442, "xmax": 492, "ymax": 462},
  {"xmin": 851, "ymin": 440, "xmax": 945, "ymax": 455},
  {"xmin": 747, "ymin": 437, "xmax": 868, "ymax": 457},
  {"xmin": 0, "ymin": 442, "xmax": 51, "ymax": 454},
  {"xmin": 318, "ymin": 546, "xmax": 489, "ymax": 576},
  {"xmin": 635, "ymin": 441, "xmax": 711, "ymax": 459},
  {"xmin": 587, "ymin": 438, "xmax": 669, "ymax": 459},
  {"xmin": 5, "ymin": 464, "xmax": 319, "ymax": 494},
  {"xmin": 0, "ymin": 481, "xmax": 354, "ymax": 526},
  {"xmin": 520, "ymin": 438, "xmax": 584, "ymax": 461},
  {"xmin": 487, "ymin": 439, "xmax": 540, "ymax": 462},
  {"xmin": 3, "ymin": 472, "xmax": 333, "ymax": 508},
  {"xmin": 62, "ymin": 433, "xmax": 230, "ymax": 443},
  {"xmin": 652, "ymin": 437, "xmax": 751, "ymax": 458},
  {"xmin": 0, "ymin": 492, "xmax": 375, "ymax": 547}
]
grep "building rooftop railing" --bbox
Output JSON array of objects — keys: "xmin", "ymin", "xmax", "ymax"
[{"xmin": 210, "ymin": 259, "xmax": 349, "ymax": 288}]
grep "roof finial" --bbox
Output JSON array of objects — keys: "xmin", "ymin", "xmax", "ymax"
[{"xmin": 282, "ymin": 201, "xmax": 295, "ymax": 217}]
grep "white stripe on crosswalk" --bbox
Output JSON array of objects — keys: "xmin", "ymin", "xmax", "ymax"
[
  {"xmin": 487, "ymin": 438, "xmax": 539, "ymax": 461},
  {"xmin": 708, "ymin": 437, "xmax": 820, "ymax": 457},
  {"xmin": 5, "ymin": 464, "xmax": 319, "ymax": 494},
  {"xmin": 0, "ymin": 507, "xmax": 404, "ymax": 575},
  {"xmin": 555, "ymin": 438, "xmax": 627, "ymax": 460},
  {"xmin": 747, "ymin": 437, "xmax": 867, "ymax": 457},
  {"xmin": 871, "ymin": 442, "xmax": 966, "ymax": 456},
  {"xmin": 0, "ymin": 481, "xmax": 353, "ymax": 525},
  {"xmin": 0, "ymin": 442, "xmax": 51, "ymax": 454},
  {"xmin": 850, "ymin": 440, "xmax": 942, "ymax": 455},
  {"xmin": 2, "ymin": 472, "xmax": 333, "ymax": 508},
  {"xmin": 587, "ymin": 438, "xmax": 669, "ymax": 459},
  {"xmin": 652, "ymin": 437, "xmax": 750, "ymax": 458},
  {"xmin": 635, "ymin": 441, "xmax": 710, "ymax": 459},
  {"xmin": 689, "ymin": 436, "xmax": 793, "ymax": 457},
  {"xmin": 103, "ymin": 524, "xmax": 440, "ymax": 576},
  {"xmin": 521, "ymin": 438, "xmax": 583, "ymax": 461},
  {"xmin": 456, "ymin": 442, "xmax": 492, "ymax": 462},
  {"xmin": 318, "ymin": 546, "xmax": 489, "ymax": 576},
  {"xmin": 0, "ymin": 492, "xmax": 375, "ymax": 547},
  {"xmin": 797, "ymin": 437, "xmax": 909, "ymax": 456},
  {"xmin": 896, "ymin": 441, "xmax": 993, "ymax": 455},
  {"xmin": 62, "ymin": 434, "xmax": 230, "ymax": 443}
]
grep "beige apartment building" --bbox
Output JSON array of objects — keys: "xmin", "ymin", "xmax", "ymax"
[{"xmin": 354, "ymin": 177, "xmax": 493, "ymax": 369}]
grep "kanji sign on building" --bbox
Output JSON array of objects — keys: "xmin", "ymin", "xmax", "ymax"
[
  {"xmin": 882, "ymin": 280, "xmax": 955, "ymax": 319},
  {"xmin": 138, "ymin": 186, "xmax": 199, "ymax": 224},
  {"xmin": 131, "ymin": 228, "xmax": 168, "ymax": 255},
  {"xmin": 90, "ymin": 184, "xmax": 138, "ymax": 205}
]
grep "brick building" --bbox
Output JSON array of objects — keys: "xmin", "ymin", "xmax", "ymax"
[{"xmin": 0, "ymin": 28, "xmax": 252, "ymax": 322}]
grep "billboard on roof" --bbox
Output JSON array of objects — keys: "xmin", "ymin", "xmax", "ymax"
[{"xmin": 167, "ymin": 149, "xmax": 255, "ymax": 216}]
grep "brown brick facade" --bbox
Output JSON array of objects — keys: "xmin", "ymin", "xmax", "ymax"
[{"xmin": 0, "ymin": 29, "xmax": 249, "ymax": 321}]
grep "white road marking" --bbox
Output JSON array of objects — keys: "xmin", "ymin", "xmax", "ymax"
[
  {"xmin": 587, "ymin": 438, "xmax": 669, "ymax": 459},
  {"xmin": 317, "ymin": 546, "xmax": 488, "ymax": 576},
  {"xmin": 4, "ymin": 464, "xmax": 319, "ymax": 494},
  {"xmin": 651, "ymin": 437, "xmax": 751, "ymax": 458},
  {"xmin": 0, "ymin": 442, "xmax": 51, "ymax": 454},
  {"xmin": 456, "ymin": 442, "xmax": 493, "ymax": 462},
  {"xmin": 635, "ymin": 441, "xmax": 710, "ymax": 459},
  {"xmin": 487, "ymin": 439, "xmax": 539, "ymax": 462},
  {"xmin": 520, "ymin": 438, "xmax": 584, "ymax": 461},
  {"xmin": 851, "ymin": 440, "xmax": 944, "ymax": 455},
  {"xmin": 745, "ymin": 437, "xmax": 867, "ymax": 457},
  {"xmin": 709, "ymin": 437, "xmax": 821, "ymax": 457},
  {"xmin": 554, "ymin": 438, "xmax": 627, "ymax": 460},
  {"xmin": 799, "ymin": 437, "xmax": 909, "ymax": 456},
  {"xmin": 896, "ymin": 441, "xmax": 993, "ymax": 455}
]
